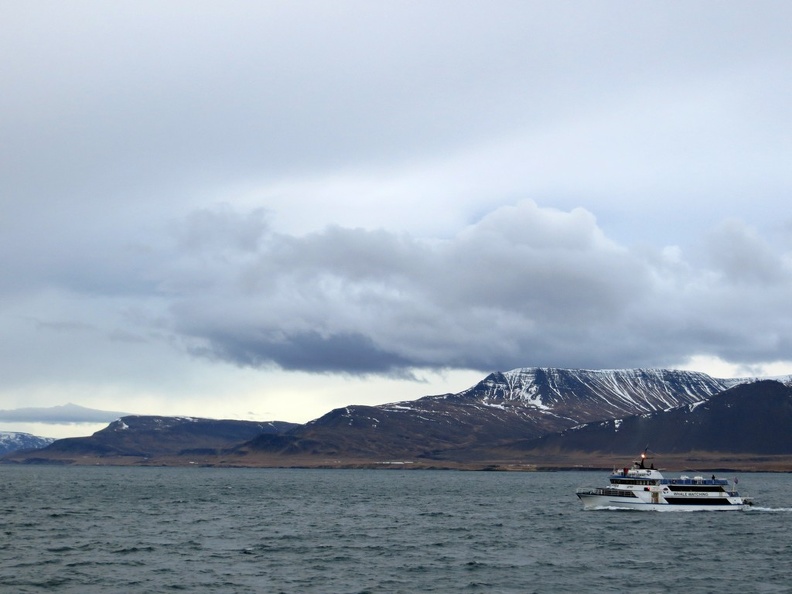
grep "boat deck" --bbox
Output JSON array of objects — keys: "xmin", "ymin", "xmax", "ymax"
[{"xmin": 609, "ymin": 475, "xmax": 730, "ymax": 487}]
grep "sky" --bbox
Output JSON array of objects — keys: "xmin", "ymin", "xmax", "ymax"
[{"xmin": 2, "ymin": 1, "xmax": 791, "ymax": 438}]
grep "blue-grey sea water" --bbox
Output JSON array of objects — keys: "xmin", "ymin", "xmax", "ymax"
[{"xmin": 1, "ymin": 466, "xmax": 791, "ymax": 593}]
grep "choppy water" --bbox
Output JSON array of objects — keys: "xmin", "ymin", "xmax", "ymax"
[{"xmin": 1, "ymin": 466, "xmax": 791, "ymax": 593}]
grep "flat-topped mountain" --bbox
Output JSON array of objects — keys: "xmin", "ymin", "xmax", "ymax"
[
  {"xmin": 239, "ymin": 368, "xmax": 735, "ymax": 459},
  {"xmin": 451, "ymin": 368, "xmax": 728, "ymax": 417},
  {"xmin": 3, "ymin": 416, "xmax": 298, "ymax": 463},
  {"xmin": 0, "ymin": 403, "xmax": 131, "ymax": 424},
  {"xmin": 511, "ymin": 379, "xmax": 792, "ymax": 456}
]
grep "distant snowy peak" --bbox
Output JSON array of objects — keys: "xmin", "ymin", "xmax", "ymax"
[
  {"xmin": 720, "ymin": 374, "xmax": 792, "ymax": 389},
  {"xmin": 0, "ymin": 402, "xmax": 132, "ymax": 424},
  {"xmin": 0, "ymin": 431, "xmax": 55, "ymax": 455}
]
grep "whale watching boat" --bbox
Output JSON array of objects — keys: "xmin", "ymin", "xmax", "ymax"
[{"xmin": 576, "ymin": 451, "xmax": 752, "ymax": 511}]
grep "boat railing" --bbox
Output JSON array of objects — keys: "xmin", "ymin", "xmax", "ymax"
[
  {"xmin": 578, "ymin": 487, "xmax": 637, "ymax": 498},
  {"xmin": 661, "ymin": 478, "xmax": 730, "ymax": 486}
]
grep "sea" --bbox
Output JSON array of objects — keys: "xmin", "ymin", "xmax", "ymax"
[{"xmin": 1, "ymin": 467, "xmax": 791, "ymax": 593}]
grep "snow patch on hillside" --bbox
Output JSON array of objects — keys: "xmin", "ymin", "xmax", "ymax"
[{"xmin": 0, "ymin": 431, "xmax": 55, "ymax": 455}]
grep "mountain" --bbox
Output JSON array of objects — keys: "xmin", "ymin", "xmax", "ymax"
[
  {"xmin": 510, "ymin": 380, "xmax": 792, "ymax": 456},
  {"xmin": 5, "ymin": 369, "xmax": 790, "ymax": 469},
  {"xmin": 0, "ymin": 432, "xmax": 55, "ymax": 455},
  {"xmin": 0, "ymin": 402, "xmax": 132, "ymax": 423},
  {"xmin": 2, "ymin": 416, "xmax": 299, "ymax": 463},
  {"xmin": 238, "ymin": 368, "xmax": 733, "ymax": 460}
]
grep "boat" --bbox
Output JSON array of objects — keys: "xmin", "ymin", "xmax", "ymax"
[{"xmin": 576, "ymin": 451, "xmax": 753, "ymax": 511}]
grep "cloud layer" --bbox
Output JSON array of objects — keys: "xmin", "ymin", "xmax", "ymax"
[
  {"xmin": 2, "ymin": 2, "xmax": 791, "ymax": 423},
  {"xmin": 141, "ymin": 201, "xmax": 790, "ymax": 376}
]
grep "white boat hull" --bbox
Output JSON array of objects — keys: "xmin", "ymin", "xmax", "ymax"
[{"xmin": 577, "ymin": 492, "xmax": 748, "ymax": 511}]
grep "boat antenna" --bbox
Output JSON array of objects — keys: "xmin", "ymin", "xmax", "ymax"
[{"xmin": 640, "ymin": 445, "xmax": 655, "ymax": 469}]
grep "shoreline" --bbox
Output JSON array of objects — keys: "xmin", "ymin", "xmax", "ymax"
[{"xmin": 4, "ymin": 451, "xmax": 792, "ymax": 472}]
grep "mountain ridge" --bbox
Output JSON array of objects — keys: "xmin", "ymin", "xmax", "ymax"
[
  {"xmin": 0, "ymin": 432, "xmax": 56, "ymax": 455},
  {"xmin": 3, "ymin": 416, "xmax": 299, "ymax": 462},
  {"xmin": 236, "ymin": 368, "xmax": 769, "ymax": 461},
  {"xmin": 0, "ymin": 403, "xmax": 133, "ymax": 424},
  {"xmin": 511, "ymin": 379, "xmax": 792, "ymax": 456},
  {"xmin": 3, "ymin": 368, "xmax": 791, "ymax": 468}
]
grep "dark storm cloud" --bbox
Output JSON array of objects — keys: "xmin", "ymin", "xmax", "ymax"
[
  {"xmin": 188, "ymin": 329, "xmax": 415, "ymax": 376},
  {"xmin": 159, "ymin": 202, "xmax": 792, "ymax": 375}
]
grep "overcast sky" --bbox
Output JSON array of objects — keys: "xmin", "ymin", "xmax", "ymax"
[{"xmin": 2, "ymin": 1, "xmax": 791, "ymax": 438}]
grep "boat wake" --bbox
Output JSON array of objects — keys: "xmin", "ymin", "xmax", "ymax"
[{"xmin": 745, "ymin": 506, "xmax": 792, "ymax": 513}]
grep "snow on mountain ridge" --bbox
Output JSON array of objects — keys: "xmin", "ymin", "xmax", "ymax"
[
  {"xmin": 720, "ymin": 374, "xmax": 792, "ymax": 389},
  {"xmin": 449, "ymin": 367, "xmax": 733, "ymax": 425},
  {"xmin": 0, "ymin": 431, "xmax": 55, "ymax": 455}
]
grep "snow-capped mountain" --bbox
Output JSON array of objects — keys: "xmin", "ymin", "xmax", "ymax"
[
  {"xmin": 515, "ymin": 379, "xmax": 792, "ymax": 455},
  {"xmin": 242, "ymin": 368, "xmax": 743, "ymax": 460},
  {"xmin": 6, "ymin": 367, "xmax": 788, "ymax": 466},
  {"xmin": 451, "ymin": 368, "xmax": 729, "ymax": 418},
  {"xmin": 0, "ymin": 432, "xmax": 55, "ymax": 455}
]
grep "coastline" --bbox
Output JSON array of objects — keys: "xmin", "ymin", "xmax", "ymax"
[{"xmin": 4, "ymin": 450, "xmax": 792, "ymax": 472}]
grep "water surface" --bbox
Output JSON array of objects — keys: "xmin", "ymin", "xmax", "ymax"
[{"xmin": 1, "ymin": 467, "xmax": 790, "ymax": 593}]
